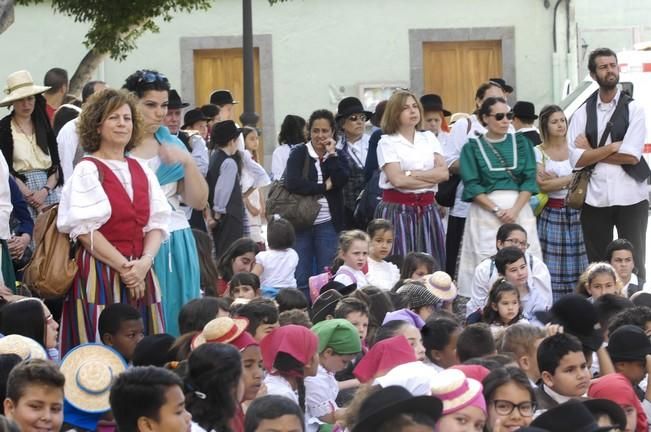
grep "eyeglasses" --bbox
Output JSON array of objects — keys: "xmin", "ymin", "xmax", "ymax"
[
  {"xmin": 137, "ymin": 70, "xmax": 168, "ymax": 84},
  {"xmin": 348, "ymin": 114, "xmax": 367, "ymax": 122},
  {"xmin": 492, "ymin": 400, "xmax": 535, "ymax": 417},
  {"xmin": 504, "ymin": 238, "xmax": 530, "ymax": 248},
  {"xmin": 489, "ymin": 112, "xmax": 515, "ymax": 121}
]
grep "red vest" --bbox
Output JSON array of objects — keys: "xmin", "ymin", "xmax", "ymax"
[{"xmin": 84, "ymin": 157, "xmax": 151, "ymax": 257}]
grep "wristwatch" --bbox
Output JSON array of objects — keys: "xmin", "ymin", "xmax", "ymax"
[
  {"xmin": 405, "ymin": 170, "xmax": 412, "ymax": 177},
  {"xmin": 491, "ymin": 206, "xmax": 501, "ymax": 214}
]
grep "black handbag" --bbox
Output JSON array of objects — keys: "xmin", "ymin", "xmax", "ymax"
[
  {"xmin": 435, "ymin": 174, "xmax": 461, "ymax": 207},
  {"xmin": 265, "ymin": 149, "xmax": 321, "ymax": 231}
]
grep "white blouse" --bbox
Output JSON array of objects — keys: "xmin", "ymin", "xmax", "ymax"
[
  {"xmin": 534, "ymin": 147, "xmax": 572, "ymax": 199},
  {"xmin": 377, "ymin": 130, "xmax": 443, "ymax": 194},
  {"xmin": 366, "ymin": 258, "xmax": 400, "ymax": 291},
  {"xmin": 57, "ymin": 157, "xmax": 170, "ymax": 242}
]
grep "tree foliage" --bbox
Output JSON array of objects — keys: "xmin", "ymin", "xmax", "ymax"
[{"xmin": 15, "ymin": 0, "xmax": 212, "ymax": 60}]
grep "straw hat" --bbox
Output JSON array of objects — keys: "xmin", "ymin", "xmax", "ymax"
[
  {"xmin": 422, "ymin": 271, "xmax": 457, "ymax": 302},
  {"xmin": 0, "ymin": 70, "xmax": 50, "ymax": 107},
  {"xmin": 430, "ymin": 369, "xmax": 484, "ymax": 415},
  {"xmin": 0, "ymin": 334, "xmax": 47, "ymax": 360},
  {"xmin": 59, "ymin": 343, "xmax": 127, "ymax": 413},
  {"xmin": 191, "ymin": 316, "xmax": 249, "ymax": 350}
]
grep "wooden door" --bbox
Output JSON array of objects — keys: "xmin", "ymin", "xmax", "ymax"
[
  {"xmin": 423, "ymin": 40, "xmax": 503, "ymax": 114},
  {"xmin": 193, "ymin": 48, "xmax": 264, "ymax": 161}
]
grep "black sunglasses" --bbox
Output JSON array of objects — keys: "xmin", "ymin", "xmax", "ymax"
[
  {"xmin": 489, "ymin": 112, "xmax": 514, "ymax": 121},
  {"xmin": 348, "ymin": 114, "xmax": 367, "ymax": 122}
]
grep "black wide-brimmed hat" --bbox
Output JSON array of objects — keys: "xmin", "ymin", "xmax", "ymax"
[
  {"xmin": 168, "ymin": 89, "xmax": 189, "ymax": 109},
  {"xmin": 209, "ymin": 89, "xmax": 238, "ymax": 106},
  {"xmin": 489, "ymin": 77, "xmax": 514, "ymax": 93},
  {"xmin": 182, "ymin": 108, "xmax": 211, "ymax": 129},
  {"xmin": 310, "ymin": 289, "xmax": 344, "ymax": 324},
  {"xmin": 336, "ymin": 96, "xmax": 373, "ymax": 121},
  {"xmin": 607, "ymin": 324, "xmax": 651, "ymax": 361},
  {"xmin": 352, "ymin": 385, "xmax": 443, "ymax": 432},
  {"xmin": 211, "ymin": 120, "xmax": 241, "ymax": 147},
  {"xmin": 420, "ymin": 94, "xmax": 452, "ymax": 116},
  {"xmin": 583, "ymin": 399, "xmax": 627, "ymax": 431},
  {"xmin": 513, "ymin": 101, "xmax": 538, "ymax": 120},
  {"xmin": 531, "ymin": 401, "xmax": 616, "ymax": 432},
  {"xmin": 535, "ymin": 294, "xmax": 603, "ymax": 351}
]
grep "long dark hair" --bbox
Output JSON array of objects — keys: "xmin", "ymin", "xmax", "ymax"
[
  {"xmin": 0, "ymin": 299, "xmax": 46, "ymax": 348},
  {"xmin": 278, "ymin": 114, "xmax": 306, "ymax": 145},
  {"xmin": 273, "ymin": 352, "xmax": 308, "ymax": 411},
  {"xmin": 482, "ymin": 366, "xmax": 535, "ymax": 405},
  {"xmin": 192, "ymin": 229, "xmax": 220, "ymax": 295},
  {"xmin": 538, "ymin": 104, "xmax": 565, "ymax": 142},
  {"xmin": 482, "ymin": 279, "xmax": 523, "ymax": 326},
  {"xmin": 185, "ymin": 344, "xmax": 242, "ymax": 432},
  {"xmin": 122, "ymin": 69, "xmax": 171, "ymax": 98},
  {"xmin": 217, "ymin": 238, "xmax": 259, "ymax": 282}
]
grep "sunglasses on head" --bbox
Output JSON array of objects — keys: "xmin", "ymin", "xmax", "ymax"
[
  {"xmin": 489, "ymin": 112, "xmax": 514, "ymax": 121},
  {"xmin": 348, "ymin": 114, "xmax": 367, "ymax": 122},
  {"xmin": 137, "ymin": 70, "xmax": 168, "ymax": 84}
]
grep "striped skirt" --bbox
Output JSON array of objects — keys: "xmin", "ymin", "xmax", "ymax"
[
  {"xmin": 22, "ymin": 169, "xmax": 60, "ymax": 220},
  {"xmin": 59, "ymin": 248, "xmax": 165, "ymax": 355},
  {"xmin": 537, "ymin": 204, "xmax": 588, "ymax": 301},
  {"xmin": 375, "ymin": 200, "xmax": 446, "ymax": 269}
]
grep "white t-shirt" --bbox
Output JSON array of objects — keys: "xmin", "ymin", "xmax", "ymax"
[
  {"xmin": 534, "ymin": 147, "xmax": 572, "ymax": 199},
  {"xmin": 265, "ymin": 374, "xmax": 299, "ymax": 405},
  {"xmin": 366, "ymin": 258, "xmax": 400, "ymax": 291},
  {"xmin": 377, "ymin": 130, "xmax": 443, "ymax": 194},
  {"xmin": 305, "ymin": 365, "xmax": 339, "ymax": 432},
  {"xmin": 256, "ymin": 248, "xmax": 299, "ymax": 288},
  {"xmin": 333, "ymin": 264, "xmax": 369, "ymax": 287}
]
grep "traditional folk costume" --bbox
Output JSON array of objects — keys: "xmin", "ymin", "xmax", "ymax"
[
  {"xmin": 375, "ymin": 130, "xmax": 446, "ymax": 265},
  {"xmin": 534, "ymin": 144, "xmax": 588, "ymax": 301},
  {"xmin": 457, "ymin": 133, "xmax": 542, "ymax": 297},
  {"xmin": 57, "ymin": 156, "xmax": 170, "ymax": 354}
]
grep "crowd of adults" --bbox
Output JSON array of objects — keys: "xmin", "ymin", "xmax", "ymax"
[{"xmin": 0, "ymin": 46, "xmax": 647, "ymax": 432}]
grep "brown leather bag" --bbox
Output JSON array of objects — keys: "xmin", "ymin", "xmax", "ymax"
[
  {"xmin": 565, "ymin": 169, "xmax": 592, "ymax": 209},
  {"xmin": 22, "ymin": 205, "xmax": 77, "ymax": 298}
]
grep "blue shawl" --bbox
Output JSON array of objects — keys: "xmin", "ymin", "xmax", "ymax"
[{"xmin": 154, "ymin": 126, "xmax": 187, "ymax": 186}]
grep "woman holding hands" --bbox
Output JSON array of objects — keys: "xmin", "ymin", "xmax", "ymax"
[{"xmin": 57, "ymin": 89, "xmax": 170, "ymax": 353}]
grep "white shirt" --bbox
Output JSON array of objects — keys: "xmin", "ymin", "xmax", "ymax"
[
  {"xmin": 0, "ymin": 154, "xmax": 12, "ymax": 240},
  {"xmin": 256, "ymin": 248, "xmax": 299, "ymax": 288},
  {"xmin": 57, "ymin": 118, "xmax": 80, "ymax": 183},
  {"xmin": 567, "ymin": 89, "xmax": 648, "ymax": 207},
  {"xmin": 366, "ymin": 258, "xmax": 400, "ymax": 291},
  {"xmin": 306, "ymin": 142, "xmax": 331, "ymax": 225},
  {"xmin": 57, "ymin": 157, "xmax": 170, "ymax": 241},
  {"xmin": 623, "ymin": 272, "xmax": 641, "ymax": 297},
  {"xmin": 265, "ymin": 374, "xmax": 299, "ymax": 405},
  {"xmin": 305, "ymin": 365, "xmax": 339, "ymax": 432},
  {"xmin": 333, "ymin": 264, "xmax": 369, "ymax": 287},
  {"xmin": 377, "ymin": 130, "xmax": 443, "ymax": 194},
  {"xmin": 465, "ymin": 253, "xmax": 552, "ymax": 315},
  {"xmin": 534, "ymin": 147, "xmax": 572, "ymax": 199},
  {"xmin": 271, "ymin": 144, "xmax": 294, "ymax": 181},
  {"xmin": 337, "ymin": 134, "xmax": 370, "ymax": 169}
]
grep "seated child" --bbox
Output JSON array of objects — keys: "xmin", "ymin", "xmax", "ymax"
[
  {"xmin": 606, "ymin": 238, "xmax": 644, "ymax": 297},
  {"xmin": 98, "ymin": 303, "xmax": 144, "ymax": 363},
  {"xmin": 394, "ymin": 281, "xmax": 441, "ymax": 321},
  {"xmin": 365, "ymin": 219, "xmax": 400, "ymax": 291},
  {"xmin": 334, "ymin": 298, "xmax": 370, "ymax": 345},
  {"xmin": 232, "ymin": 298, "xmax": 279, "ymax": 342},
  {"xmin": 4, "ymin": 359, "xmax": 64, "ymax": 432},
  {"xmin": 421, "ymin": 316, "xmax": 462, "ymax": 372},
  {"xmin": 278, "ymin": 310, "xmax": 312, "ymax": 328},
  {"xmin": 499, "ymin": 323, "xmax": 546, "ymax": 386},
  {"xmin": 394, "ymin": 252, "xmax": 436, "ymax": 289},
  {"xmin": 535, "ymin": 333, "xmax": 591, "ymax": 412},
  {"xmin": 110, "ymin": 366, "xmax": 191, "ymax": 432},
  {"xmin": 482, "ymin": 279, "xmax": 528, "ymax": 336},
  {"xmin": 333, "ymin": 230, "xmax": 370, "ymax": 289},
  {"xmin": 275, "ymin": 288, "xmax": 309, "ymax": 314},
  {"xmin": 457, "ymin": 323, "xmax": 496, "ymax": 363},
  {"xmin": 228, "ymin": 272, "xmax": 261, "ymax": 300},
  {"xmin": 576, "ymin": 262, "xmax": 622, "ymax": 301},
  {"xmin": 252, "ymin": 216, "xmax": 299, "ymax": 298},
  {"xmin": 244, "ymin": 395, "xmax": 305, "ymax": 432},
  {"xmin": 607, "ymin": 325, "xmax": 651, "ymax": 406},
  {"xmin": 305, "ymin": 319, "xmax": 362, "ymax": 430}
]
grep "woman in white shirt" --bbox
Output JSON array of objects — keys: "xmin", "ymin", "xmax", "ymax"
[
  {"xmin": 375, "ymin": 90, "xmax": 449, "ymax": 265},
  {"xmin": 535, "ymin": 105, "xmax": 588, "ymax": 301}
]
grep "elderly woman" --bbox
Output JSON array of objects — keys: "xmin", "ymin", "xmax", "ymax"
[
  {"xmin": 0, "ymin": 70, "xmax": 61, "ymax": 220},
  {"xmin": 375, "ymin": 90, "xmax": 448, "ymax": 264},
  {"xmin": 285, "ymin": 109, "xmax": 349, "ymax": 298},
  {"xmin": 457, "ymin": 97, "xmax": 542, "ymax": 294},
  {"xmin": 124, "ymin": 70, "xmax": 208, "ymax": 336},
  {"xmin": 57, "ymin": 89, "xmax": 170, "ymax": 353},
  {"xmin": 336, "ymin": 97, "xmax": 373, "ymax": 229}
]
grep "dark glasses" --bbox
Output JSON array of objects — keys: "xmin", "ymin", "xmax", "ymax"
[
  {"xmin": 137, "ymin": 70, "xmax": 168, "ymax": 84},
  {"xmin": 489, "ymin": 112, "xmax": 514, "ymax": 121},
  {"xmin": 348, "ymin": 114, "xmax": 367, "ymax": 122}
]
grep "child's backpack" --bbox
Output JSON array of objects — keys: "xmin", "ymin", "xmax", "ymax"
[{"xmin": 308, "ymin": 267, "xmax": 356, "ymax": 302}]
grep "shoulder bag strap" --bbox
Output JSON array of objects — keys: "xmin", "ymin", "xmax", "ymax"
[
  {"xmin": 480, "ymin": 135, "xmax": 519, "ymax": 183},
  {"xmin": 583, "ymin": 92, "xmax": 630, "ymax": 173},
  {"xmin": 301, "ymin": 147, "xmax": 311, "ymax": 180}
]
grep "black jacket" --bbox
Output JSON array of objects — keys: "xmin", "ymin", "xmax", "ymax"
[{"xmin": 284, "ymin": 144, "xmax": 349, "ymax": 232}]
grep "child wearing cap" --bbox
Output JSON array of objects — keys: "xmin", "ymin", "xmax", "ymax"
[
  {"xmin": 535, "ymin": 333, "xmax": 591, "ymax": 412},
  {"xmin": 430, "ymin": 369, "xmax": 487, "ymax": 431},
  {"xmin": 4, "ymin": 359, "xmax": 65, "ymax": 432},
  {"xmin": 353, "ymin": 335, "xmax": 417, "ymax": 384},
  {"xmin": 589, "ymin": 373, "xmax": 648, "ymax": 432},
  {"xmin": 607, "ymin": 325, "xmax": 651, "ymax": 411},
  {"xmin": 305, "ymin": 319, "xmax": 362, "ymax": 430},
  {"xmin": 373, "ymin": 320, "xmax": 426, "ymax": 361},
  {"xmin": 394, "ymin": 281, "xmax": 441, "ymax": 321}
]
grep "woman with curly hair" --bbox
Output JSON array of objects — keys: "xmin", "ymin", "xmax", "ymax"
[{"xmin": 57, "ymin": 88, "xmax": 170, "ymax": 354}]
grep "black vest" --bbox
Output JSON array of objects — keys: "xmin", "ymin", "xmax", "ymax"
[
  {"xmin": 206, "ymin": 150, "xmax": 243, "ymax": 221},
  {"xmin": 585, "ymin": 90, "xmax": 631, "ymax": 148},
  {"xmin": 177, "ymin": 130, "xmax": 192, "ymax": 152}
]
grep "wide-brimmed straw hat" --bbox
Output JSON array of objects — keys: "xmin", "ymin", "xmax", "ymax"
[
  {"xmin": 191, "ymin": 316, "xmax": 249, "ymax": 350},
  {"xmin": 422, "ymin": 271, "xmax": 457, "ymax": 301},
  {"xmin": 0, "ymin": 334, "xmax": 47, "ymax": 360},
  {"xmin": 0, "ymin": 70, "xmax": 50, "ymax": 107},
  {"xmin": 60, "ymin": 344, "xmax": 127, "ymax": 414}
]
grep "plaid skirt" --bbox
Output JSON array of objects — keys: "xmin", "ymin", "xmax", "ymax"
[
  {"xmin": 537, "ymin": 205, "xmax": 588, "ymax": 301},
  {"xmin": 375, "ymin": 200, "xmax": 446, "ymax": 269},
  {"xmin": 22, "ymin": 169, "xmax": 60, "ymax": 220},
  {"xmin": 59, "ymin": 248, "xmax": 165, "ymax": 355}
]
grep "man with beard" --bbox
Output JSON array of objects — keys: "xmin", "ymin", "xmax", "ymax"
[{"xmin": 568, "ymin": 47, "xmax": 649, "ymax": 281}]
